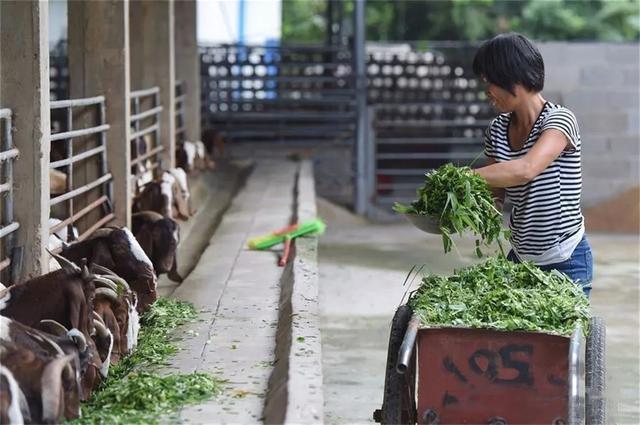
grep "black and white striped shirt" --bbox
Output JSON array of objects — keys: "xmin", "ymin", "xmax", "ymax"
[{"xmin": 484, "ymin": 101, "xmax": 585, "ymax": 264}]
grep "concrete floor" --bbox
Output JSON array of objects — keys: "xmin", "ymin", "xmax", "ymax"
[{"xmin": 318, "ymin": 198, "xmax": 640, "ymax": 424}]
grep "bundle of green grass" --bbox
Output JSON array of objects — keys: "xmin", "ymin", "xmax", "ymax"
[
  {"xmin": 408, "ymin": 256, "xmax": 590, "ymax": 336},
  {"xmin": 394, "ymin": 163, "xmax": 508, "ymax": 256}
]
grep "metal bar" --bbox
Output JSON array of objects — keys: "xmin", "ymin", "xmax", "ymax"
[
  {"xmin": 375, "ymin": 120, "xmax": 491, "ymax": 127},
  {"xmin": 175, "ymin": 94, "xmax": 186, "ymax": 104},
  {"xmin": 0, "ymin": 257, "xmax": 10, "ymax": 272},
  {"xmin": 377, "ymin": 137, "xmax": 482, "ymax": 145},
  {"xmin": 130, "ymin": 87, "xmax": 160, "ymax": 98},
  {"xmin": 130, "ymin": 145, "xmax": 165, "ymax": 166},
  {"xmin": 175, "ymin": 126, "xmax": 186, "ymax": 135},
  {"xmin": 49, "ymin": 195, "xmax": 109, "ymax": 234},
  {"xmin": 76, "ymin": 213, "xmax": 115, "ymax": 242},
  {"xmin": 50, "ymin": 173, "xmax": 112, "ymax": 206},
  {"xmin": 65, "ymin": 106, "xmax": 74, "ymax": 221},
  {"xmin": 1, "ymin": 111, "xmax": 17, "ymax": 279},
  {"xmin": 0, "ymin": 222, "xmax": 20, "ymax": 239},
  {"xmin": 154, "ymin": 90, "xmax": 162, "ymax": 169},
  {"xmin": 50, "ymin": 124, "xmax": 110, "ymax": 141},
  {"xmin": 130, "ymin": 123, "xmax": 160, "ymax": 141},
  {"xmin": 0, "ymin": 148, "xmax": 19, "ymax": 162},
  {"xmin": 49, "ymin": 145, "xmax": 105, "ymax": 168},
  {"xmin": 397, "ymin": 314, "xmax": 420, "ymax": 374},
  {"xmin": 208, "ymin": 75, "xmax": 355, "ymax": 83},
  {"xmin": 50, "ymin": 96, "xmax": 106, "ymax": 109},
  {"xmin": 354, "ymin": 0, "xmax": 366, "ymax": 214},
  {"xmin": 0, "ymin": 183, "xmax": 11, "ymax": 194},
  {"xmin": 0, "ymin": 109, "xmax": 11, "ymax": 119},
  {"xmin": 568, "ymin": 324, "xmax": 585, "ymax": 425},
  {"xmin": 99, "ymin": 100, "xmax": 112, "ymax": 215},
  {"xmin": 130, "ymin": 106, "xmax": 163, "ymax": 122},
  {"xmin": 377, "ymin": 152, "xmax": 481, "ymax": 160}
]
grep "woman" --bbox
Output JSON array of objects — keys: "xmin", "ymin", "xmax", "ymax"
[{"xmin": 472, "ymin": 33, "xmax": 593, "ymax": 297}]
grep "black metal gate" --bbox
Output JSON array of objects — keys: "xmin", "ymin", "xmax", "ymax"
[{"xmin": 200, "ymin": 43, "xmax": 357, "ymax": 145}]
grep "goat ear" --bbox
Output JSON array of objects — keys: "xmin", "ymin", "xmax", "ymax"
[{"xmin": 136, "ymin": 224, "xmax": 154, "ymax": 261}]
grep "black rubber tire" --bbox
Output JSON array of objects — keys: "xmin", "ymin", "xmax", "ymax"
[
  {"xmin": 585, "ymin": 316, "xmax": 607, "ymax": 425},
  {"xmin": 379, "ymin": 305, "xmax": 414, "ymax": 425}
]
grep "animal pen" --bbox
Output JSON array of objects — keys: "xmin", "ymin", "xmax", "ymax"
[{"xmin": 0, "ymin": 0, "xmax": 200, "ymax": 283}]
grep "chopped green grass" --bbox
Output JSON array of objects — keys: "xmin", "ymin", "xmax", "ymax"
[
  {"xmin": 73, "ymin": 298, "xmax": 223, "ymax": 424},
  {"xmin": 408, "ymin": 256, "xmax": 591, "ymax": 336}
]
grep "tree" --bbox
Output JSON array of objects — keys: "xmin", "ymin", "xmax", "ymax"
[{"xmin": 280, "ymin": 0, "xmax": 640, "ymax": 43}]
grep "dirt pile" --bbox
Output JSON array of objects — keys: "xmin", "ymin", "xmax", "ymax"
[{"xmin": 584, "ymin": 186, "xmax": 640, "ymax": 234}]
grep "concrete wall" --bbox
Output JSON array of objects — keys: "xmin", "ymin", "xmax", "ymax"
[{"xmin": 538, "ymin": 42, "xmax": 640, "ymax": 208}]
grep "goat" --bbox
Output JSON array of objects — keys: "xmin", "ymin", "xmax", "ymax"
[
  {"xmin": 132, "ymin": 171, "xmax": 191, "ymax": 220},
  {"xmin": 61, "ymin": 227, "xmax": 158, "ymax": 313},
  {"xmin": 132, "ymin": 211, "xmax": 183, "ymax": 282},
  {"xmin": 0, "ymin": 365, "xmax": 29, "ymax": 424},
  {"xmin": 0, "ymin": 316, "xmax": 86, "ymax": 422}
]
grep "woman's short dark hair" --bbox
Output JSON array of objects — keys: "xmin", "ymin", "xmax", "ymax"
[{"xmin": 472, "ymin": 32, "xmax": 545, "ymax": 95}]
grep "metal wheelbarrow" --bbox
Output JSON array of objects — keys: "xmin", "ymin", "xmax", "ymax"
[{"xmin": 373, "ymin": 305, "xmax": 606, "ymax": 425}]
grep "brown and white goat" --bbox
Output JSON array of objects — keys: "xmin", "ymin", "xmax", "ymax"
[
  {"xmin": 132, "ymin": 211, "xmax": 183, "ymax": 282},
  {"xmin": 61, "ymin": 226, "xmax": 158, "ymax": 313},
  {"xmin": 132, "ymin": 169, "xmax": 191, "ymax": 220},
  {"xmin": 0, "ymin": 258, "xmax": 108, "ymax": 399},
  {"xmin": 0, "ymin": 342, "xmax": 78, "ymax": 424},
  {"xmin": 0, "ymin": 365, "xmax": 29, "ymax": 424},
  {"xmin": 90, "ymin": 264, "xmax": 140, "ymax": 356},
  {"xmin": 1, "ymin": 316, "xmax": 86, "ymax": 420}
]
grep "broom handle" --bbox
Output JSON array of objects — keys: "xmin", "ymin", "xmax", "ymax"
[
  {"xmin": 279, "ymin": 237, "xmax": 293, "ymax": 267},
  {"xmin": 273, "ymin": 223, "xmax": 298, "ymax": 236}
]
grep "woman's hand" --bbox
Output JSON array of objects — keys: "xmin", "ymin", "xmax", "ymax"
[{"xmin": 475, "ymin": 128, "xmax": 570, "ymax": 188}]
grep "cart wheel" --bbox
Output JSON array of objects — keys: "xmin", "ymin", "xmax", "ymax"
[
  {"xmin": 375, "ymin": 305, "xmax": 416, "ymax": 425},
  {"xmin": 585, "ymin": 316, "xmax": 606, "ymax": 425}
]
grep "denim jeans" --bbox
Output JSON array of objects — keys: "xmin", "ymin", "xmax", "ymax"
[{"xmin": 507, "ymin": 236, "xmax": 594, "ymax": 297}]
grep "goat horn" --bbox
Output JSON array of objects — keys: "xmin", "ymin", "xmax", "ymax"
[
  {"xmin": 66, "ymin": 329, "xmax": 87, "ymax": 353},
  {"xmin": 95, "ymin": 287, "xmax": 119, "ymax": 304},
  {"xmin": 92, "ymin": 276, "xmax": 118, "ymax": 293},
  {"xmin": 46, "ymin": 249, "xmax": 81, "ymax": 273},
  {"xmin": 100, "ymin": 274, "xmax": 131, "ymax": 293},
  {"xmin": 39, "ymin": 319, "xmax": 69, "ymax": 337},
  {"xmin": 90, "ymin": 264, "xmax": 118, "ymax": 277},
  {"xmin": 93, "ymin": 318, "xmax": 109, "ymax": 339},
  {"xmin": 92, "ymin": 311, "xmax": 105, "ymax": 325},
  {"xmin": 41, "ymin": 354, "xmax": 75, "ymax": 423}
]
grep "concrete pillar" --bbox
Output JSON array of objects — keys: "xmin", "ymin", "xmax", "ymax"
[
  {"xmin": 0, "ymin": 0, "xmax": 50, "ymax": 280},
  {"xmin": 67, "ymin": 0, "xmax": 132, "ymax": 229},
  {"xmin": 130, "ymin": 0, "xmax": 176, "ymax": 169},
  {"xmin": 175, "ymin": 0, "xmax": 201, "ymax": 142}
]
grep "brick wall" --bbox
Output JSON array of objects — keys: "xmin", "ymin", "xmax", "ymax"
[{"xmin": 538, "ymin": 42, "xmax": 640, "ymax": 209}]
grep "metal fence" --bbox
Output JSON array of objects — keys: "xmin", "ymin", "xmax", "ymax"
[
  {"xmin": 175, "ymin": 80, "xmax": 187, "ymax": 142},
  {"xmin": 49, "ymin": 96, "xmax": 114, "ymax": 246},
  {"xmin": 130, "ymin": 87, "xmax": 163, "ymax": 191},
  {"xmin": 200, "ymin": 43, "xmax": 357, "ymax": 144},
  {"xmin": 0, "ymin": 109, "xmax": 21, "ymax": 282},
  {"xmin": 50, "ymin": 40, "xmax": 69, "ymax": 101}
]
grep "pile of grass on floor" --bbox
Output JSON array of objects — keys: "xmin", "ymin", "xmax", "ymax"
[
  {"xmin": 408, "ymin": 256, "xmax": 591, "ymax": 336},
  {"xmin": 74, "ymin": 298, "xmax": 223, "ymax": 425}
]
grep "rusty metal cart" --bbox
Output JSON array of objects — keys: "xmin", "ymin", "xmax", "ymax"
[{"xmin": 373, "ymin": 305, "xmax": 606, "ymax": 425}]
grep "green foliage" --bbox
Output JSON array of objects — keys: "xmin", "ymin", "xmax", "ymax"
[
  {"xmin": 72, "ymin": 298, "xmax": 222, "ymax": 424},
  {"xmin": 76, "ymin": 373, "xmax": 223, "ymax": 425},
  {"xmin": 408, "ymin": 256, "xmax": 591, "ymax": 336},
  {"xmin": 393, "ymin": 163, "xmax": 508, "ymax": 256},
  {"xmin": 281, "ymin": 0, "xmax": 640, "ymax": 42}
]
